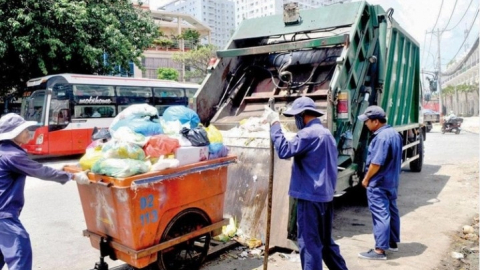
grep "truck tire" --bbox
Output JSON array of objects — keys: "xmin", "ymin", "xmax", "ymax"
[{"xmin": 409, "ymin": 133, "xmax": 423, "ymax": 172}]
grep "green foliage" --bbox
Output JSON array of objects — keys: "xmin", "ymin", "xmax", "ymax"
[
  {"xmin": 442, "ymin": 83, "xmax": 478, "ymax": 96},
  {"xmin": 0, "ymin": 0, "xmax": 159, "ymax": 96},
  {"xmin": 153, "ymin": 38, "xmax": 174, "ymax": 48},
  {"xmin": 181, "ymin": 29, "xmax": 201, "ymax": 45},
  {"xmin": 173, "ymin": 45, "xmax": 216, "ymax": 81},
  {"xmin": 157, "ymin": 67, "xmax": 179, "ymax": 81}
]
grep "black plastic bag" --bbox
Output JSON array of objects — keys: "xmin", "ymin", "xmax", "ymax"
[{"xmin": 180, "ymin": 127, "xmax": 210, "ymax": 146}]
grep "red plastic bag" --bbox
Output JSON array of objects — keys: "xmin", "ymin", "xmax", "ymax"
[{"xmin": 144, "ymin": 135, "xmax": 180, "ymax": 158}]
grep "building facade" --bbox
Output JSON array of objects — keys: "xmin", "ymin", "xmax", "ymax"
[
  {"xmin": 159, "ymin": 0, "xmax": 235, "ymax": 48},
  {"xmin": 135, "ymin": 9, "xmax": 211, "ymax": 81},
  {"xmin": 441, "ymin": 38, "xmax": 479, "ymax": 116},
  {"xmin": 234, "ymin": 0, "xmax": 349, "ymax": 28}
]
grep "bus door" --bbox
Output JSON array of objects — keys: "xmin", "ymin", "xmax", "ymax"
[
  {"xmin": 153, "ymin": 87, "xmax": 188, "ymax": 116},
  {"xmin": 47, "ymin": 88, "xmax": 73, "ymax": 155}
]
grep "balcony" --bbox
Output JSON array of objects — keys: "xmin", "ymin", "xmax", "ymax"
[{"xmin": 147, "ymin": 38, "xmax": 198, "ymax": 52}]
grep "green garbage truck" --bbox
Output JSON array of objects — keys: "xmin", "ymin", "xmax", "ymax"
[{"xmin": 193, "ymin": 1, "xmax": 425, "ymax": 250}]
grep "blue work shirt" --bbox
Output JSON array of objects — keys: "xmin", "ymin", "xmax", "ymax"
[
  {"xmin": 270, "ymin": 119, "xmax": 338, "ymax": 202},
  {"xmin": 0, "ymin": 140, "xmax": 72, "ymax": 219},
  {"xmin": 365, "ymin": 125, "xmax": 402, "ymax": 189}
]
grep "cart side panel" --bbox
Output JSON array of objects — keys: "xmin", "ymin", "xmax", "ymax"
[{"xmin": 75, "ymin": 158, "xmax": 233, "ymax": 268}]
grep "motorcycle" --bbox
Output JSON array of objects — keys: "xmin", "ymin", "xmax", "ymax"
[{"xmin": 441, "ymin": 118, "xmax": 463, "ymax": 134}]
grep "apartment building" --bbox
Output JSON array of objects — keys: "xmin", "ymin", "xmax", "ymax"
[
  {"xmin": 159, "ymin": 0, "xmax": 235, "ymax": 48},
  {"xmin": 234, "ymin": 0, "xmax": 349, "ymax": 28}
]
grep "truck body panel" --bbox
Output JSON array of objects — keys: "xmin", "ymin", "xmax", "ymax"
[{"xmin": 194, "ymin": 1, "xmax": 424, "ymax": 249}]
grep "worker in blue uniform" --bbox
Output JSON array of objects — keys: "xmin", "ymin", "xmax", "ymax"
[
  {"xmin": 357, "ymin": 106, "xmax": 402, "ymax": 260},
  {"xmin": 0, "ymin": 113, "xmax": 90, "ymax": 270},
  {"xmin": 264, "ymin": 97, "xmax": 348, "ymax": 270}
]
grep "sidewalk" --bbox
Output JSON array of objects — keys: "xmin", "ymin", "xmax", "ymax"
[{"xmin": 457, "ymin": 116, "xmax": 479, "ymax": 134}]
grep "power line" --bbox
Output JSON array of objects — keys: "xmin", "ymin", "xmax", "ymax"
[
  {"xmin": 431, "ymin": 0, "xmax": 444, "ymax": 31},
  {"xmin": 447, "ymin": 7, "xmax": 479, "ymax": 63},
  {"xmin": 423, "ymin": 0, "xmax": 444, "ymax": 69},
  {"xmin": 445, "ymin": 0, "xmax": 474, "ymax": 31},
  {"xmin": 441, "ymin": 0, "xmax": 458, "ymax": 33}
]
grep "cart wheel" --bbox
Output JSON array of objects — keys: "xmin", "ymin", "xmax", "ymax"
[{"xmin": 155, "ymin": 209, "xmax": 211, "ymax": 270}]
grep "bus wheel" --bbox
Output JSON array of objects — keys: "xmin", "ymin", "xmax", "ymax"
[{"xmin": 409, "ymin": 133, "xmax": 423, "ymax": 172}]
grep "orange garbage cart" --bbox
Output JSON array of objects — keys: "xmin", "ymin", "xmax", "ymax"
[{"xmin": 64, "ymin": 155, "xmax": 236, "ymax": 270}]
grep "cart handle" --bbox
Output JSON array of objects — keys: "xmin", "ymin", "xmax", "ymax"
[{"xmin": 95, "ymin": 181, "xmax": 113, "ymax": 188}]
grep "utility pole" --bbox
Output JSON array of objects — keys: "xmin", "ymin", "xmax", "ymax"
[
  {"xmin": 436, "ymin": 28, "xmax": 443, "ymax": 117},
  {"xmin": 426, "ymin": 28, "xmax": 443, "ymax": 116}
]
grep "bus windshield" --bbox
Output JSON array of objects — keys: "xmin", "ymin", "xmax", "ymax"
[{"xmin": 22, "ymin": 90, "xmax": 46, "ymax": 124}]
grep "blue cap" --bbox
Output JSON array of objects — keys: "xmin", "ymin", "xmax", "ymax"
[
  {"xmin": 283, "ymin": 97, "xmax": 324, "ymax": 117},
  {"xmin": 358, "ymin": 105, "xmax": 386, "ymax": 122}
]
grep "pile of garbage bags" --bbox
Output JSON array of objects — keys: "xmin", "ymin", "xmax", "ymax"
[{"xmin": 79, "ymin": 104, "xmax": 229, "ymax": 178}]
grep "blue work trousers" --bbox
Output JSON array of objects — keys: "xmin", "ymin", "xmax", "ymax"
[
  {"xmin": 367, "ymin": 187, "xmax": 400, "ymax": 250},
  {"xmin": 297, "ymin": 199, "xmax": 348, "ymax": 270},
  {"xmin": 0, "ymin": 217, "xmax": 33, "ymax": 270}
]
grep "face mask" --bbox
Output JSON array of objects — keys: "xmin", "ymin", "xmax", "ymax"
[{"xmin": 295, "ymin": 115, "xmax": 305, "ymax": 130}]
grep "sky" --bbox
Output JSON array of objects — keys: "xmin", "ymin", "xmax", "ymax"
[{"xmin": 148, "ymin": 0, "xmax": 479, "ymax": 72}]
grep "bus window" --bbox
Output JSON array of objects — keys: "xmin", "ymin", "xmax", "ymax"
[
  {"xmin": 156, "ymin": 105, "xmax": 170, "ymax": 116},
  {"xmin": 75, "ymin": 105, "xmax": 116, "ymax": 118},
  {"xmin": 49, "ymin": 100, "xmax": 70, "ymax": 125},
  {"xmin": 185, "ymin": 88, "xmax": 197, "ymax": 98},
  {"xmin": 74, "ymin": 85, "xmax": 115, "ymax": 96},
  {"xmin": 117, "ymin": 86, "xmax": 152, "ymax": 97},
  {"xmin": 153, "ymin": 88, "xmax": 185, "ymax": 98}
]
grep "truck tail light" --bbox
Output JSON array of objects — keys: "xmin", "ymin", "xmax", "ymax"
[{"xmin": 337, "ymin": 91, "xmax": 349, "ymax": 119}]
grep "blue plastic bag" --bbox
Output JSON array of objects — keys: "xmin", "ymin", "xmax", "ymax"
[
  {"xmin": 111, "ymin": 115, "xmax": 163, "ymax": 136},
  {"xmin": 162, "ymin": 106, "xmax": 200, "ymax": 129},
  {"xmin": 209, "ymin": 142, "xmax": 229, "ymax": 159}
]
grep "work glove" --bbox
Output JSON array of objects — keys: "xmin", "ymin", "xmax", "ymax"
[
  {"xmin": 73, "ymin": 171, "xmax": 90, "ymax": 185},
  {"xmin": 262, "ymin": 106, "xmax": 280, "ymax": 125}
]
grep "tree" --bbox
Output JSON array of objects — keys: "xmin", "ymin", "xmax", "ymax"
[
  {"xmin": 157, "ymin": 67, "xmax": 179, "ymax": 81},
  {"xmin": 173, "ymin": 45, "xmax": 216, "ymax": 81},
  {"xmin": 0, "ymin": 0, "xmax": 159, "ymax": 96},
  {"xmin": 181, "ymin": 29, "xmax": 201, "ymax": 46}
]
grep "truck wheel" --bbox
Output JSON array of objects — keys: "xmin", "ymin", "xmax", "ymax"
[
  {"xmin": 155, "ymin": 209, "xmax": 211, "ymax": 270},
  {"xmin": 409, "ymin": 133, "xmax": 423, "ymax": 172}
]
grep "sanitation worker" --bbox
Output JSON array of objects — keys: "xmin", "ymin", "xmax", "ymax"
[
  {"xmin": 357, "ymin": 105, "xmax": 402, "ymax": 260},
  {"xmin": 263, "ymin": 97, "xmax": 348, "ymax": 270},
  {"xmin": 0, "ymin": 113, "xmax": 90, "ymax": 270}
]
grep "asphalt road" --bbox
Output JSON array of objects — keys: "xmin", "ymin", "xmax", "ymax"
[{"xmin": 1, "ymin": 125, "xmax": 478, "ymax": 270}]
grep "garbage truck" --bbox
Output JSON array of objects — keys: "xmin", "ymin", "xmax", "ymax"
[{"xmin": 193, "ymin": 1, "xmax": 425, "ymax": 250}]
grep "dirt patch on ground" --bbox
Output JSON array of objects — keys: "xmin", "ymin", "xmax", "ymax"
[{"xmin": 434, "ymin": 215, "xmax": 479, "ymax": 270}]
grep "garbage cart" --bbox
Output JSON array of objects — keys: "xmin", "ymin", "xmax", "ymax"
[{"xmin": 64, "ymin": 155, "xmax": 236, "ymax": 270}]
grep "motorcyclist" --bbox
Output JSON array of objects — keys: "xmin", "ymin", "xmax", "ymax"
[{"xmin": 444, "ymin": 111, "xmax": 456, "ymax": 129}]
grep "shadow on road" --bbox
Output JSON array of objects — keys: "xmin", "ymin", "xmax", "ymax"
[{"xmin": 331, "ymin": 164, "xmax": 449, "ymax": 238}]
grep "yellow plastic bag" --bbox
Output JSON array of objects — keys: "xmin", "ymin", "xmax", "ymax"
[
  {"xmin": 205, "ymin": 124, "xmax": 223, "ymax": 144},
  {"xmin": 79, "ymin": 146, "xmax": 103, "ymax": 170}
]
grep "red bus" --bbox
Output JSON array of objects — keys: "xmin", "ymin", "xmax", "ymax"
[{"xmin": 20, "ymin": 74, "xmax": 198, "ymax": 156}]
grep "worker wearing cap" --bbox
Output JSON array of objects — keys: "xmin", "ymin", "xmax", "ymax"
[
  {"xmin": 264, "ymin": 97, "xmax": 348, "ymax": 270},
  {"xmin": 0, "ymin": 113, "xmax": 90, "ymax": 270},
  {"xmin": 357, "ymin": 105, "xmax": 402, "ymax": 260}
]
